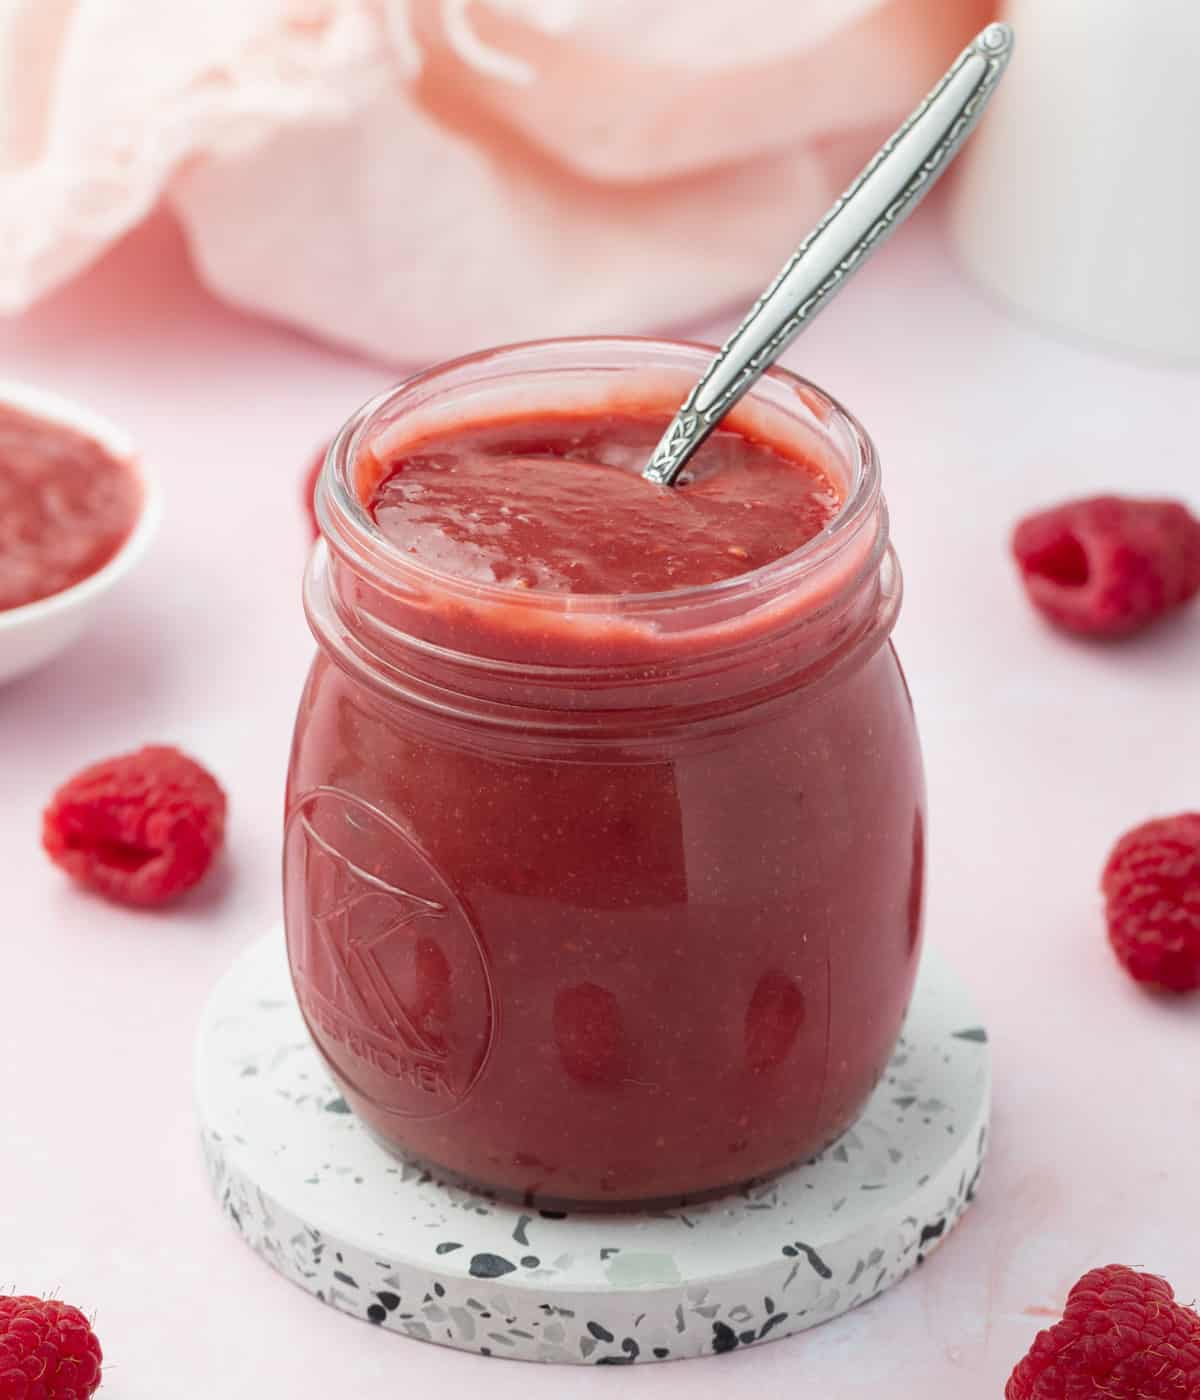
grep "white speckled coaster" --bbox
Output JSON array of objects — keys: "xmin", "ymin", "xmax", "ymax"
[{"xmin": 197, "ymin": 931, "xmax": 989, "ymax": 1365}]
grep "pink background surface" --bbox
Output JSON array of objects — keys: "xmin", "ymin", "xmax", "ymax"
[{"xmin": 2, "ymin": 200, "xmax": 1199, "ymax": 1396}]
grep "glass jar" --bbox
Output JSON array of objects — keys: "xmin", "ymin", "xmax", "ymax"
[{"xmin": 284, "ymin": 338, "xmax": 925, "ymax": 1208}]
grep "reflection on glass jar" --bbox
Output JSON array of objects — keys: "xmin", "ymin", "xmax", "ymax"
[{"xmin": 745, "ymin": 971, "xmax": 806, "ymax": 1074}]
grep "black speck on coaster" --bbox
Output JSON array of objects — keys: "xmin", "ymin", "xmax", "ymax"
[
  {"xmin": 376, "ymin": 1291, "xmax": 400, "ymax": 1311},
  {"xmin": 919, "ymin": 1218, "xmax": 946, "ymax": 1248},
  {"xmin": 794, "ymin": 1243, "xmax": 832, "ymax": 1279},
  {"xmin": 435, "ymin": 1242, "xmax": 462, "ymax": 1255},
  {"xmin": 333, "ymin": 1271, "xmax": 357, "ymax": 1288},
  {"xmin": 366, "ymin": 1304, "xmax": 387, "ymax": 1325},
  {"xmin": 539, "ymin": 1210, "xmax": 567, "ymax": 1220},
  {"xmin": 952, "ymin": 1026, "xmax": 988, "ymax": 1043},
  {"xmin": 617, "ymin": 1338, "xmax": 639, "ymax": 1361},
  {"xmin": 586, "ymin": 1321, "xmax": 615, "ymax": 1343},
  {"xmin": 521, "ymin": 1256, "xmax": 540, "ymax": 1269},
  {"xmin": 712, "ymin": 1322, "xmax": 739, "ymax": 1355},
  {"xmin": 469, "ymin": 1254, "xmax": 516, "ymax": 1280},
  {"xmin": 433, "ymin": 1283, "xmax": 445, "ymax": 1298},
  {"xmin": 512, "ymin": 1214, "xmax": 532, "ymax": 1246},
  {"xmin": 324, "ymin": 1096, "xmax": 351, "ymax": 1114},
  {"xmin": 965, "ymin": 1164, "xmax": 982, "ymax": 1202}
]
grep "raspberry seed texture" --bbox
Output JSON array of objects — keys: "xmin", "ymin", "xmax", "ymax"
[
  {"xmin": 1006, "ymin": 1264, "xmax": 1200, "ymax": 1398},
  {"xmin": 1012, "ymin": 494, "xmax": 1200, "ymax": 637},
  {"xmin": 1102, "ymin": 813, "xmax": 1200, "ymax": 992},
  {"xmin": 0, "ymin": 1295, "xmax": 103, "ymax": 1400},
  {"xmin": 43, "ymin": 744, "xmax": 226, "ymax": 908}
]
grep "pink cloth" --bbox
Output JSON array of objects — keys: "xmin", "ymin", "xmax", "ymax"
[{"xmin": 0, "ymin": 0, "xmax": 994, "ymax": 362}]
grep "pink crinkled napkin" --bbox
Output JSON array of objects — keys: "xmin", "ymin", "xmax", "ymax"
[{"xmin": 0, "ymin": 0, "xmax": 993, "ymax": 363}]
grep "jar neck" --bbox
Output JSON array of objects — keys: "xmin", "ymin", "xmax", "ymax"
[
  {"xmin": 308, "ymin": 539, "xmax": 898, "ymax": 743},
  {"xmin": 307, "ymin": 338, "xmax": 900, "ymax": 736}
]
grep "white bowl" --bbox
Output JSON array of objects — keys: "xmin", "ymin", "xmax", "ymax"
[{"xmin": 0, "ymin": 380, "xmax": 161, "ymax": 685}]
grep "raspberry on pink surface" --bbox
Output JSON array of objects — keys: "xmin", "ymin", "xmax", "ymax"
[
  {"xmin": 1102, "ymin": 813, "xmax": 1200, "ymax": 993},
  {"xmin": 0, "ymin": 1295, "xmax": 102, "ymax": 1400},
  {"xmin": 43, "ymin": 744, "xmax": 226, "ymax": 908},
  {"xmin": 1012, "ymin": 494, "xmax": 1200, "ymax": 637},
  {"xmin": 1006, "ymin": 1264, "xmax": 1200, "ymax": 1399}
]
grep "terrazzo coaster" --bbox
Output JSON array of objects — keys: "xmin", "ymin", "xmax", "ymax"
[{"xmin": 197, "ymin": 931, "xmax": 990, "ymax": 1365}]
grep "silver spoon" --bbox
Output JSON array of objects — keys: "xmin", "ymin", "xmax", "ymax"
[{"xmin": 643, "ymin": 21, "xmax": 1014, "ymax": 487}]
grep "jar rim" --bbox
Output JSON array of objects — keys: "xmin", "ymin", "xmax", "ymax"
[{"xmin": 317, "ymin": 336, "xmax": 882, "ymax": 623}]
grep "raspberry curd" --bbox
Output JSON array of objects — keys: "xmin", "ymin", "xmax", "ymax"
[
  {"xmin": 285, "ymin": 339, "xmax": 925, "ymax": 1206},
  {"xmin": 0, "ymin": 403, "xmax": 140, "ymax": 612}
]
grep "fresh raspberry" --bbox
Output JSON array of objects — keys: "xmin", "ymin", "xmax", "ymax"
[
  {"xmin": 0, "ymin": 1295, "xmax": 103, "ymax": 1400},
  {"xmin": 1012, "ymin": 495, "xmax": 1200, "ymax": 637},
  {"xmin": 1006, "ymin": 1264, "xmax": 1200, "ymax": 1398},
  {"xmin": 43, "ymin": 745, "xmax": 226, "ymax": 908},
  {"xmin": 303, "ymin": 444, "xmax": 327, "ymax": 538},
  {"xmin": 1102, "ymin": 813, "xmax": 1200, "ymax": 992}
]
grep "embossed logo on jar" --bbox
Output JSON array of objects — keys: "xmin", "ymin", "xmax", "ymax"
[{"xmin": 284, "ymin": 789, "xmax": 494, "ymax": 1117}]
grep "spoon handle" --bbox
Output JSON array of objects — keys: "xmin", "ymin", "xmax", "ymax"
[{"xmin": 644, "ymin": 22, "xmax": 1014, "ymax": 486}]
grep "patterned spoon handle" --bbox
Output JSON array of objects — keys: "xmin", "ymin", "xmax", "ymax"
[{"xmin": 643, "ymin": 22, "xmax": 1014, "ymax": 487}]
